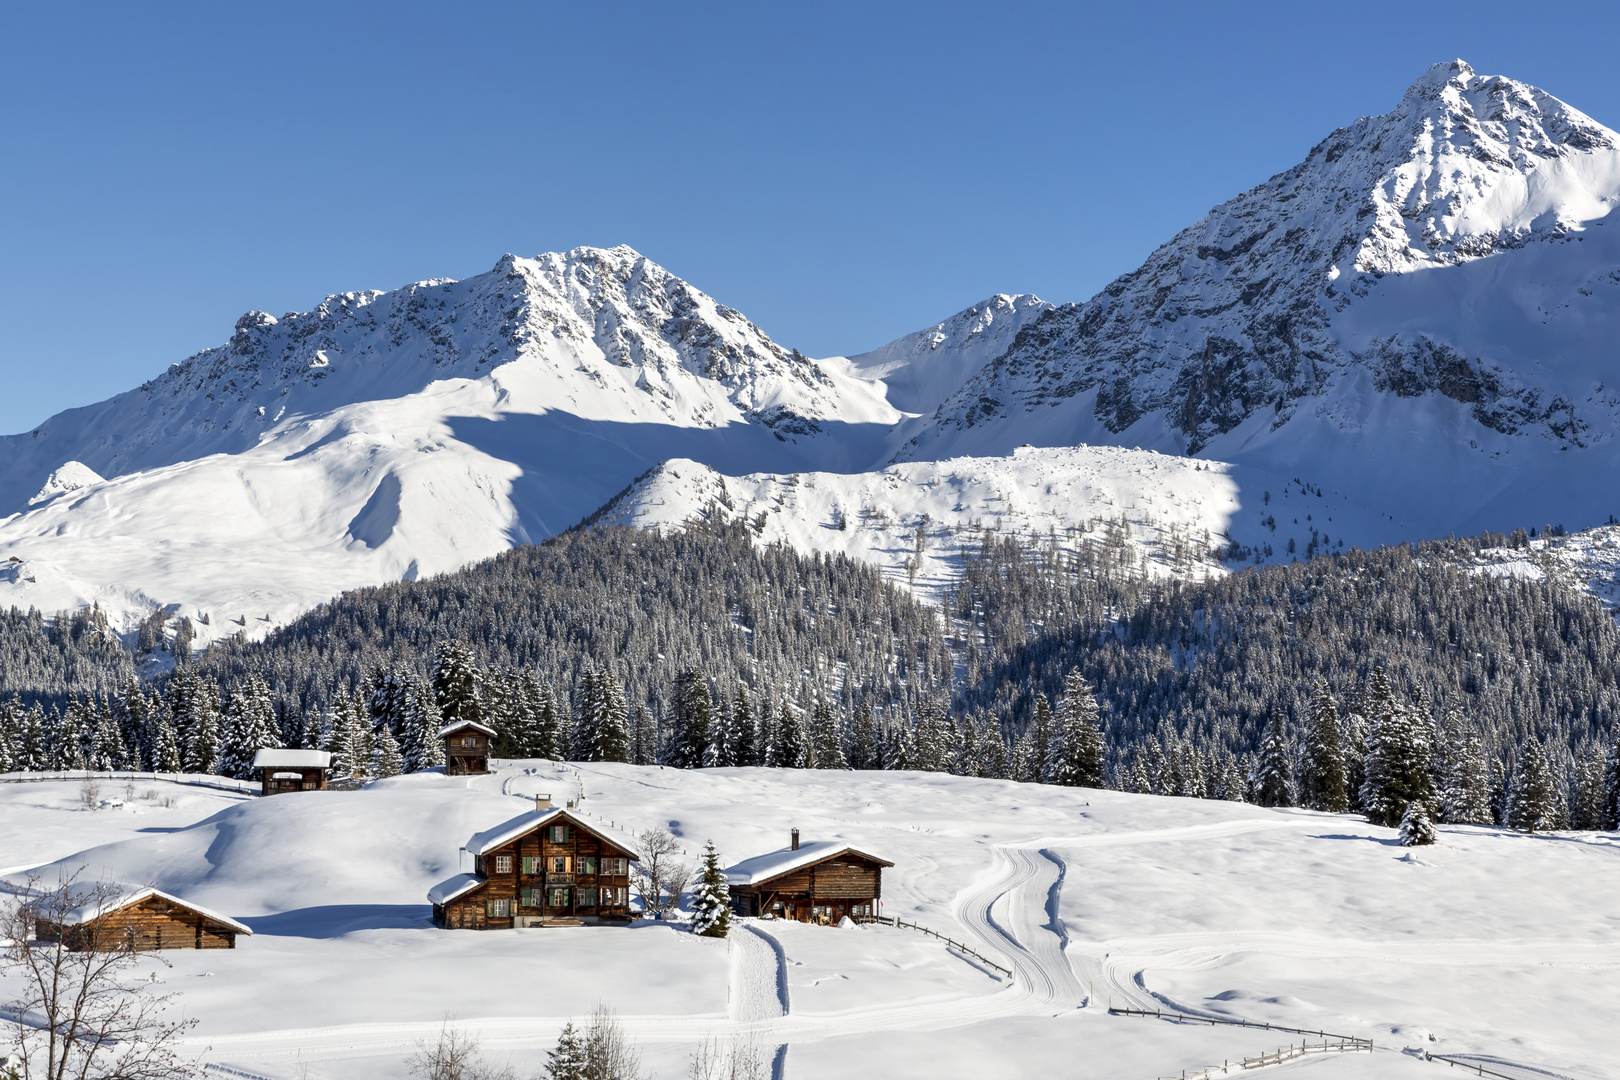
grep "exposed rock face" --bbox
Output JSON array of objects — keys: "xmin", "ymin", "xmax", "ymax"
[{"xmin": 902, "ymin": 60, "xmax": 1620, "ymax": 457}]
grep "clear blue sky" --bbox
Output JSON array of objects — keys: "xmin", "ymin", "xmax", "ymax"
[{"xmin": 4, "ymin": 1, "xmax": 1619, "ymax": 434}]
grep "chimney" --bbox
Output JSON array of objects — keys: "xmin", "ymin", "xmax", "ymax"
[
  {"xmin": 790, "ymin": 828, "xmax": 800, "ymax": 851},
  {"xmin": 535, "ymin": 794, "xmax": 552, "ymax": 812}
]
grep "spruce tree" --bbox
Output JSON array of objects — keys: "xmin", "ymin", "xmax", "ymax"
[
  {"xmin": 670, "ymin": 670, "xmax": 713, "ymax": 769},
  {"xmin": 629, "ymin": 704, "xmax": 657, "ymax": 766},
  {"xmin": 770, "ymin": 699, "xmax": 804, "ymax": 768},
  {"xmin": 16, "ymin": 702, "xmax": 46, "ymax": 771},
  {"xmin": 1250, "ymin": 707, "xmax": 1296, "ymax": 808},
  {"xmin": 570, "ymin": 669, "xmax": 606, "ymax": 762},
  {"xmin": 178, "ymin": 675, "xmax": 223, "ymax": 774},
  {"xmin": 324, "ymin": 701, "xmax": 355, "ymax": 779},
  {"xmin": 546, "ymin": 1021, "xmax": 587, "ymax": 1080},
  {"xmin": 1571, "ymin": 747, "xmax": 1606, "ymax": 830},
  {"xmin": 846, "ymin": 700, "xmax": 877, "ymax": 770},
  {"xmin": 597, "ymin": 671, "xmax": 630, "ymax": 764},
  {"xmin": 1300, "ymin": 680, "xmax": 1348, "ymax": 812},
  {"xmin": 1438, "ymin": 710, "xmax": 1493, "ymax": 824},
  {"xmin": 689, "ymin": 840, "xmax": 731, "ymax": 938},
  {"xmin": 1359, "ymin": 668, "xmax": 1434, "ymax": 828},
  {"xmin": 1045, "ymin": 669, "xmax": 1106, "ymax": 787},
  {"xmin": 731, "ymin": 686, "xmax": 758, "ymax": 767},
  {"xmin": 810, "ymin": 696, "xmax": 847, "ymax": 770},
  {"xmin": 150, "ymin": 712, "xmax": 182, "ymax": 772},
  {"xmin": 1398, "ymin": 800, "xmax": 1438, "ymax": 846},
  {"xmin": 1506, "ymin": 739, "xmax": 1559, "ymax": 833},
  {"xmin": 218, "ymin": 674, "xmax": 281, "ymax": 779},
  {"xmin": 1601, "ymin": 727, "xmax": 1620, "ymax": 831},
  {"xmin": 536, "ymin": 681, "xmax": 566, "ymax": 760},
  {"xmin": 372, "ymin": 725, "xmax": 404, "ymax": 779},
  {"xmin": 0, "ymin": 696, "xmax": 17, "ymax": 773},
  {"xmin": 431, "ymin": 639, "xmax": 484, "ymax": 731}
]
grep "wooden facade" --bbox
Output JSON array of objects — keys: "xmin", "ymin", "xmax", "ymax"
[
  {"xmin": 36, "ymin": 889, "xmax": 251, "ymax": 951},
  {"xmin": 253, "ymin": 748, "xmax": 332, "ymax": 796},
  {"xmin": 726, "ymin": 840, "xmax": 893, "ymax": 925},
  {"xmin": 441, "ymin": 720, "xmax": 496, "ymax": 776},
  {"xmin": 431, "ymin": 805, "xmax": 639, "ymax": 929}
]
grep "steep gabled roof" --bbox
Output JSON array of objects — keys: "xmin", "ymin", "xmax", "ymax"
[
  {"xmin": 426, "ymin": 873, "xmax": 487, "ymax": 906},
  {"xmin": 724, "ymin": 841, "xmax": 894, "ymax": 887},
  {"xmin": 50, "ymin": 884, "xmax": 253, "ymax": 935},
  {"xmin": 463, "ymin": 807, "xmax": 641, "ymax": 860},
  {"xmin": 252, "ymin": 748, "xmax": 332, "ymax": 769},
  {"xmin": 439, "ymin": 720, "xmax": 498, "ymax": 739}
]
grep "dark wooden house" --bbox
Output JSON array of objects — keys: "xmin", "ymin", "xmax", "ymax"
[
  {"xmin": 440, "ymin": 720, "xmax": 497, "ymax": 776},
  {"xmin": 428, "ymin": 798, "xmax": 639, "ymax": 929},
  {"xmin": 252, "ymin": 748, "xmax": 332, "ymax": 796},
  {"xmin": 35, "ymin": 886, "xmax": 252, "ymax": 951},
  {"xmin": 725, "ymin": 830, "xmax": 893, "ymax": 924}
]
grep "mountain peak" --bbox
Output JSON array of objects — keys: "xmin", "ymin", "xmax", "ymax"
[{"xmin": 1403, "ymin": 58, "xmax": 1476, "ymax": 102}]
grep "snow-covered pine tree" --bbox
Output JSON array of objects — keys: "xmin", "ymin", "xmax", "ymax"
[
  {"xmin": 1215, "ymin": 749, "xmax": 1246, "ymax": 801},
  {"xmin": 1398, "ymin": 799, "xmax": 1438, "ymax": 846},
  {"xmin": 1300, "ymin": 680, "xmax": 1348, "ymax": 812},
  {"xmin": 629, "ymin": 704, "xmax": 657, "ymax": 766},
  {"xmin": 536, "ymin": 679, "xmax": 566, "ymax": 760},
  {"xmin": 1437, "ymin": 711, "xmax": 1492, "ymax": 825},
  {"xmin": 1249, "ymin": 707, "xmax": 1296, "ymax": 808},
  {"xmin": 546, "ymin": 1020, "xmax": 587, "ymax": 1080},
  {"xmin": 178, "ymin": 675, "xmax": 223, "ymax": 774},
  {"xmin": 570, "ymin": 669, "xmax": 606, "ymax": 762},
  {"xmin": 1358, "ymin": 668, "xmax": 1434, "ymax": 828},
  {"xmin": 403, "ymin": 674, "xmax": 445, "ymax": 771},
  {"xmin": 1045, "ymin": 669, "xmax": 1106, "ymax": 788},
  {"xmin": 150, "ymin": 712, "xmax": 182, "ymax": 772},
  {"xmin": 809, "ymin": 696, "xmax": 847, "ymax": 770},
  {"xmin": 704, "ymin": 692, "xmax": 732, "ymax": 768},
  {"xmin": 431, "ymin": 640, "xmax": 485, "ymax": 733},
  {"xmin": 366, "ymin": 666, "xmax": 407, "ymax": 741},
  {"xmin": 1339, "ymin": 704, "xmax": 1369, "ymax": 812},
  {"xmin": 912, "ymin": 700, "xmax": 951, "ymax": 773},
  {"xmin": 323, "ymin": 700, "xmax": 353, "ymax": 779},
  {"xmin": 0, "ymin": 696, "xmax": 17, "ymax": 773},
  {"xmin": 731, "ymin": 686, "xmax": 758, "ymax": 767},
  {"xmin": 669, "ymin": 669, "xmax": 712, "ymax": 769},
  {"xmin": 770, "ymin": 699, "xmax": 804, "ymax": 769},
  {"xmin": 1125, "ymin": 754, "xmax": 1152, "ymax": 794},
  {"xmin": 1027, "ymin": 696, "xmax": 1053, "ymax": 777},
  {"xmin": 1601, "ymin": 727, "xmax": 1620, "ymax": 831},
  {"xmin": 597, "ymin": 671, "xmax": 630, "ymax": 764},
  {"xmin": 218, "ymin": 674, "xmax": 281, "ymax": 779},
  {"xmin": 16, "ymin": 701, "xmax": 46, "ymax": 771},
  {"xmin": 372, "ymin": 724, "xmax": 404, "ymax": 779},
  {"xmin": 509, "ymin": 668, "xmax": 545, "ymax": 757},
  {"xmin": 1506, "ymin": 739, "xmax": 1559, "ymax": 833},
  {"xmin": 846, "ymin": 700, "xmax": 877, "ymax": 771},
  {"xmin": 344, "ymin": 687, "xmax": 374, "ymax": 782},
  {"xmin": 689, "ymin": 840, "xmax": 731, "ymax": 938},
  {"xmin": 1571, "ymin": 746, "xmax": 1606, "ymax": 830},
  {"xmin": 89, "ymin": 700, "xmax": 126, "ymax": 771}
]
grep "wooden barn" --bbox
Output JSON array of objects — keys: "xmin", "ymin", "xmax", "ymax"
[
  {"xmin": 35, "ymin": 885, "xmax": 252, "ymax": 951},
  {"xmin": 725, "ymin": 830, "xmax": 892, "ymax": 924},
  {"xmin": 428, "ymin": 798, "xmax": 639, "ymax": 929},
  {"xmin": 252, "ymin": 748, "xmax": 332, "ymax": 796},
  {"xmin": 440, "ymin": 720, "xmax": 497, "ymax": 775}
]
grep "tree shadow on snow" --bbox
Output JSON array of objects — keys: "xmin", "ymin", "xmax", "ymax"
[
  {"xmin": 1308, "ymin": 832, "xmax": 1402, "ymax": 846},
  {"xmin": 242, "ymin": 904, "xmax": 433, "ymax": 938}
]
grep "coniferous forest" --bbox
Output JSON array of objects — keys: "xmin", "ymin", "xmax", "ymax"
[{"xmin": 2, "ymin": 522, "xmax": 1617, "ymax": 835}]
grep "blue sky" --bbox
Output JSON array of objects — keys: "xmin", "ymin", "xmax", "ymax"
[{"xmin": 4, "ymin": 1, "xmax": 1619, "ymax": 434}]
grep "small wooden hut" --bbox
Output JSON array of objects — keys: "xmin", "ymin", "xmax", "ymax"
[
  {"xmin": 440, "ymin": 720, "xmax": 497, "ymax": 776},
  {"xmin": 253, "ymin": 748, "xmax": 332, "ymax": 795},
  {"xmin": 428, "ymin": 799, "xmax": 639, "ymax": 929},
  {"xmin": 724, "ymin": 829, "xmax": 892, "ymax": 924},
  {"xmin": 35, "ymin": 886, "xmax": 252, "ymax": 951}
]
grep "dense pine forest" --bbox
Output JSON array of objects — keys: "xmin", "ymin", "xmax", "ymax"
[{"xmin": 2, "ymin": 522, "xmax": 1617, "ymax": 833}]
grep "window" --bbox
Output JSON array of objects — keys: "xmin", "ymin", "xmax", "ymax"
[
  {"xmin": 494, "ymin": 855, "xmax": 512, "ymax": 874},
  {"xmin": 549, "ymin": 825, "xmax": 571, "ymax": 843},
  {"xmin": 578, "ymin": 887, "xmax": 597, "ymax": 907},
  {"xmin": 520, "ymin": 888, "xmax": 538, "ymax": 908},
  {"xmin": 602, "ymin": 886, "xmax": 626, "ymax": 907},
  {"xmin": 301, "ymin": 782, "xmax": 316, "ymax": 790},
  {"xmin": 521, "ymin": 856, "xmax": 536, "ymax": 875},
  {"xmin": 578, "ymin": 856, "xmax": 597, "ymax": 875},
  {"xmin": 603, "ymin": 857, "xmax": 629, "ymax": 876},
  {"xmin": 461, "ymin": 736, "xmax": 477, "ymax": 747},
  {"xmin": 488, "ymin": 898, "xmax": 510, "ymax": 918},
  {"xmin": 853, "ymin": 903, "xmax": 871, "ymax": 918},
  {"xmin": 550, "ymin": 855, "xmax": 570, "ymax": 874},
  {"xmin": 548, "ymin": 887, "xmax": 570, "ymax": 907}
]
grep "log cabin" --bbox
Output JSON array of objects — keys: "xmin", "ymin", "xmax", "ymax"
[
  {"xmin": 724, "ymin": 829, "xmax": 893, "ymax": 924},
  {"xmin": 35, "ymin": 885, "xmax": 252, "ymax": 951},
  {"xmin": 252, "ymin": 748, "xmax": 332, "ymax": 795},
  {"xmin": 440, "ymin": 720, "xmax": 497, "ymax": 775},
  {"xmin": 428, "ymin": 798, "xmax": 640, "ymax": 929}
]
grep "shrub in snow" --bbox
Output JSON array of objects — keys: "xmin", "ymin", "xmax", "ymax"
[
  {"xmin": 690, "ymin": 840, "xmax": 731, "ymax": 938},
  {"xmin": 1398, "ymin": 800, "xmax": 1437, "ymax": 846}
]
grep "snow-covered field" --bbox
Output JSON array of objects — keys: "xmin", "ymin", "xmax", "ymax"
[{"xmin": 3, "ymin": 767, "xmax": 1614, "ymax": 1079}]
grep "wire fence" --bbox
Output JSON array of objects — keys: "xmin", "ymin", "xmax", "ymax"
[{"xmin": 854, "ymin": 914, "xmax": 1011, "ymax": 977}]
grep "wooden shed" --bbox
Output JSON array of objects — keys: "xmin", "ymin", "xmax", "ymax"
[
  {"xmin": 440, "ymin": 720, "xmax": 497, "ymax": 776},
  {"xmin": 35, "ymin": 886, "xmax": 252, "ymax": 951},
  {"xmin": 725, "ymin": 830, "xmax": 893, "ymax": 924},
  {"xmin": 253, "ymin": 748, "xmax": 332, "ymax": 796},
  {"xmin": 428, "ymin": 799, "xmax": 640, "ymax": 929}
]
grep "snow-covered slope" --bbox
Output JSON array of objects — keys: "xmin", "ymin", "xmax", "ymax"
[
  {"xmin": 898, "ymin": 60, "xmax": 1620, "ymax": 538},
  {"xmin": 589, "ymin": 446, "xmax": 1404, "ymax": 600},
  {"xmin": 0, "ymin": 247, "xmax": 903, "ymax": 644},
  {"xmin": 4, "ymin": 767, "xmax": 1616, "ymax": 1080}
]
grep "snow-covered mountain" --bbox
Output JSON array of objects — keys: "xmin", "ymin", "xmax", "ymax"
[
  {"xmin": 7, "ymin": 60, "xmax": 1620, "ymax": 646},
  {"xmin": 899, "ymin": 60, "xmax": 1620, "ymax": 537}
]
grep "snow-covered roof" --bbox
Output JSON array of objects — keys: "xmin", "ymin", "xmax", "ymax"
[
  {"xmin": 48, "ymin": 884, "xmax": 253, "ymax": 935},
  {"xmin": 724, "ymin": 841, "xmax": 894, "ymax": 887},
  {"xmin": 464, "ymin": 807, "xmax": 641, "ymax": 860},
  {"xmin": 427, "ymin": 873, "xmax": 487, "ymax": 906},
  {"xmin": 252, "ymin": 748, "xmax": 332, "ymax": 769},
  {"xmin": 439, "ymin": 720, "xmax": 498, "ymax": 738}
]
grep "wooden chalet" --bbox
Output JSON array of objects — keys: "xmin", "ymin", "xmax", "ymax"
[
  {"xmin": 725, "ymin": 829, "xmax": 893, "ymax": 924},
  {"xmin": 253, "ymin": 748, "xmax": 332, "ymax": 795},
  {"xmin": 441, "ymin": 720, "xmax": 497, "ymax": 776},
  {"xmin": 35, "ymin": 885, "xmax": 252, "ymax": 951},
  {"xmin": 428, "ymin": 798, "xmax": 639, "ymax": 929}
]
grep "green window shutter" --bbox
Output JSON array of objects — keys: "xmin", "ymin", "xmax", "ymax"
[{"xmin": 521, "ymin": 856, "xmax": 535, "ymax": 874}]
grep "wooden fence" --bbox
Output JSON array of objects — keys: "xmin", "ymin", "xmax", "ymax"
[
  {"xmin": 0, "ymin": 770, "xmax": 259, "ymax": 795},
  {"xmin": 853, "ymin": 915, "xmax": 1011, "ymax": 977},
  {"xmin": 1108, "ymin": 1007, "xmax": 1372, "ymax": 1079},
  {"xmin": 1424, "ymin": 1052, "xmax": 1535, "ymax": 1079}
]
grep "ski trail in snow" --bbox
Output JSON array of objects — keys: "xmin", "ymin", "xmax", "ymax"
[{"xmin": 729, "ymin": 924, "xmax": 790, "ymax": 1078}]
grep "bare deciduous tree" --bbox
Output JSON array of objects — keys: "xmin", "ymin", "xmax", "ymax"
[
  {"xmin": 404, "ymin": 1019, "xmax": 515, "ymax": 1080},
  {"xmin": 632, "ymin": 828, "xmax": 691, "ymax": 920},
  {"xmin": 1, "ymin": 869, "xmax": 200, "ymax": 1080},
  {"xmin": 687, "ymin": 1035, "xmax": 766, "ymax": 1080},
  {"xmin": 581, "ymin": 1006, "xmax": 641, "ymax": 1080}
]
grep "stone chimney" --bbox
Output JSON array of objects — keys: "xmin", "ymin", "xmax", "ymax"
[
  {"xmin": 535, "ymin": 794, "xmax": 552, "ymax": 812},
  {"xmin": 791, "ymin": 827, "xmax": 800, "ymax": 851}
]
